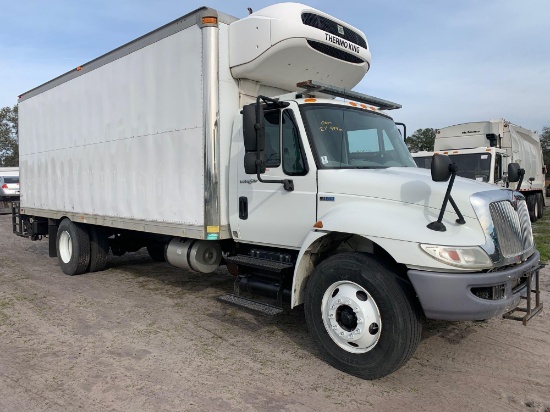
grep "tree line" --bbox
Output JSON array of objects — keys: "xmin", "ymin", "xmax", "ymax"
[
  {"xmin": 1, "ymin": 104, "xmax": 549, "ymax": 176},
  {"xmin": 0, "ymin": 105, "xmax": 18, "ymax": 167}
]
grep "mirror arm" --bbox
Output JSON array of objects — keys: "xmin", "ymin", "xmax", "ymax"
[
  {"xmin": 448, "ymin": 196, "xmax": 466, "ymax": 224},
  {"xmin": 395, "ymin": 122, "xmax": 406, "ymax": 143},
  {"xmin": 515, "ymin": 169, "xmax": 525, "ymax": 191},
  {"xmin": 427, "ymin": 164, "xmax": 465, "ymax": 231}
]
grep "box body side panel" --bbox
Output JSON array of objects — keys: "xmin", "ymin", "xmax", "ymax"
[{"xmin": 20, "ymin": 26, "xmax": 206, "ymax": 226}]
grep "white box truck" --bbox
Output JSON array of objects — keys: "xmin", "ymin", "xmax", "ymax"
[
  {"xmin": 14, "ymin": 3, "xmax": 542, "ymax": 379},
  {"xmin": 412, "ymin": 120, "xmax": 546, "ymax": 221}
]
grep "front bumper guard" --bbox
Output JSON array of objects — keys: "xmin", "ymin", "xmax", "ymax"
[{"xmin": 408, "ymin": 250, "xmax": 541, "ymax": 321}]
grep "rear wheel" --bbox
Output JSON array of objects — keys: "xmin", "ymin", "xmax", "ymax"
[
  {"xmin": 535, "ymin": 193, "xmax": 544, "ymax": 219},
  {"xmin": 88, "ymin": 226, "xmax": 109, "ymax": 272},
  {"xmin": 56, "ymin": 219, "xmax": 90, "ymax": 275},
  {"xmin": 304, "ymin": 253, "xmax": 421, "ymax": 380},
  {"xmin": 527, "ymin": 195, "xmax": 537, "ymax": 222}
]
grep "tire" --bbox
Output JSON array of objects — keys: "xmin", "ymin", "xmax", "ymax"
[
  {"xmin": 56, "ymin": 219, "xmax": 91, "ymax": 276},
  {"xmin": 526, "ymin": 194, "xmax": 537, "ymax": 223},
  {"xmin": 304, "ymin": 253, "xmax": 421, "ymax": 380},
  {"xmin": 88, "ymin": 226, "xmax": 109, "ymax": 272},
  {"xmin": 535, "ymin": 193, "xmax": 544, "ymax": 219},
  {"xmin": 147, "ymin": 244, "xmax": 166, "ymax": 262}
]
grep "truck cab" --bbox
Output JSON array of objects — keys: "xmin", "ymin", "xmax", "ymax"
[{"xmin": 413, "ymin": 147, "xmax": 508, "ymax": 185}]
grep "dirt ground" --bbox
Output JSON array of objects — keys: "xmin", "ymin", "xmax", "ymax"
[{"xmin": 0, "ymin": 214, "xmax": 549, "ymax": 412}]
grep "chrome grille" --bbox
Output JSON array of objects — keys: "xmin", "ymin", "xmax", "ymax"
[{"xmin": 489, "ymin": 200, "xmax": 533, "ymax": 258}]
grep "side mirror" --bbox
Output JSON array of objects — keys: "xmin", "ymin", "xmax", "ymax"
[
  {"xmin": 486, "ymin": 133, "xmax": 498, "ymax": 148},
  {"xmin": 242, "ymin": 104, "xmax": 265, "ymax": 152},
  {"xmin": 431, "ymin": 154, "xmax": 453, "ymax": 182},
  {"xmin": 507, "ymin": 163, "xmax": 521, "ymax": 182},
  {"xmin": 244, "ymin": 152, "xmax": 265, "ymax": 175}
]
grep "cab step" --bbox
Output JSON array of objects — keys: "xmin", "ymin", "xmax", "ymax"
[
  {"xmin": 224, "ymin": 254, "xmax": 293, "ymax": 273},
  {"xmin": 218, "ymin": 294, "xmax": 283, "ymax": 315}
]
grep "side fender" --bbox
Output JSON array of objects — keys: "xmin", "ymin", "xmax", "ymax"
[{"xmin": 291, "ymin": 200, "xmax": 485, "ymax": 308}]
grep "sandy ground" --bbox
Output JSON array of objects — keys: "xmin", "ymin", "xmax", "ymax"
[{"xmin": 0, "ymin": 214, "xmax": 549, "ymax": 412}]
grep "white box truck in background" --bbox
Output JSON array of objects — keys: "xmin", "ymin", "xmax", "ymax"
[
  {"xmin": 13, "ymin": 4, "xmax": 542, "ymax": 379},
  {"xmin": 413, "ymin": 120, "xmax": 546, "ymax": 221}
]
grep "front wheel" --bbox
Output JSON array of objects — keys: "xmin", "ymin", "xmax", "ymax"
[{"xmin": 304, "ymin": 253, "xmax": 421, "ymax": 380}]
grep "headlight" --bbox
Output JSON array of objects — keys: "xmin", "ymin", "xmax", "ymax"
[{"xmin": 420, "ymin": 244, "xmax": 492, "ymax": 269}]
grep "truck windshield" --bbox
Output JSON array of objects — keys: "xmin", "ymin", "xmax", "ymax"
[
  {"xmin": 301, "ymin": 105, "xmax": 416, "ymax": 169},
  {"xmin": 449, "ymin": 153, "xmax": 492, "ymax": 182}
]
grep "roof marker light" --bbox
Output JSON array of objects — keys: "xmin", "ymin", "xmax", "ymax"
[{"xmin": 202, "ymin": 17, "xmax": 217, "ymax": 24}]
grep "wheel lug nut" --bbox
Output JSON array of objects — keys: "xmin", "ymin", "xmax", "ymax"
[
  {"xmin": 357, "ymin": 318, "xmax": 363, "ymax": 324},
  {"xmin": 356, "ymin": 328, "xmax": 361, "ymax": 334},
  {"xmin": 329, "ymin": 313, "xmax": 334, "ymax": 318},
  {"xmin": 332, "ymin": 325, "xmax": 337, "ymax": 329},
  {"xmin": 337, "ymin": 299, "xmax": 342, "ymax": 303},
  {"xmin": 340, "ymin": 332, "xmax": 344, "ymax": 336}
]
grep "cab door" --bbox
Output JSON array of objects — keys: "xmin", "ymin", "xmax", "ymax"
[{"xmin": 235, "ymin": 103, "xmax": 317, "ymax": 248}]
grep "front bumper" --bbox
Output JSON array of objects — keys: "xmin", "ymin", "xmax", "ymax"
[{"xmin": 408, "ymin": 250, "xmax": 540, "ymax": 321}]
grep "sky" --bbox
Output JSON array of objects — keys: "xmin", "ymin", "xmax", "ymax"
[{"xmin": 1, "ymin": 0, "xmax": 549, "ymax": 135}]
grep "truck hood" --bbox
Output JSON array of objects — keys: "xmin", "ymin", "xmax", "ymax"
[{"xmin": 318, "ymin": 167, "xmax": 499, "ymax": 218}]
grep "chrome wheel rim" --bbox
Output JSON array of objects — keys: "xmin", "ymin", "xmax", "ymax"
[
  {"xmin": 321, "ymin": 281, "xmax": 381, "ymax": 353},
  {"xmin": 59, "ymin": 231, "xmax": 73, "ymax": 264}
]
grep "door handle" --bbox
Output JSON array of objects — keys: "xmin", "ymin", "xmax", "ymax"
[{"xmin": 239, "ymin": 197, "xmax": 248, "ymax": 220}]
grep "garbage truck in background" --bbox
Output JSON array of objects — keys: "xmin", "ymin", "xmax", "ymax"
[
  {"xmin": 412, "ymin": 120, "xmax": 546, "ymax": 221},
  {"xmin": 13, "ymin": 3, "xmax": 542, "ymax": 379}
]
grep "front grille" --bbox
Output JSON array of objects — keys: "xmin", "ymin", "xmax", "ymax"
[
  {"xmin": 489, "ymin": 199, "xmax": 533, "ymax": 258},
  {"xmin": 302, "ymin": 13, "xmax": 367, "ymax": 49},
  {"xmin": 307, "ymin": 40, "xmax": 364, "ymax": 64}
]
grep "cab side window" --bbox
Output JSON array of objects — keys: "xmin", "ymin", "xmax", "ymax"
[
  {"xmin": 281, "ymin": 110, "xmax": 307, "ymax": 176},
  {"xmin": 264, "ymin": 110, "xmax": 281, "ymax": 167}
]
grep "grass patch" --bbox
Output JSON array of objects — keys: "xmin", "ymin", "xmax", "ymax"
[{"xmin": 532, "ymin": 207, "xmax": 550, "ymax": 263}]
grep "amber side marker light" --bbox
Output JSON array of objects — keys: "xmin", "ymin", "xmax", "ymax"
[
  {"xmin": 202, "ymin": 17, "xmax": 217, "ymax": 24},
  {"xmin": 76, "ymin": 66, "xmax": 83, "ymax": 71},
  {"xmin": 313, "ymin": 221, "xmax": 323, "ymax": 228},
  {"xmin": 304, "ymin": 98, "xmax": 317, "ymax": 102}
]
